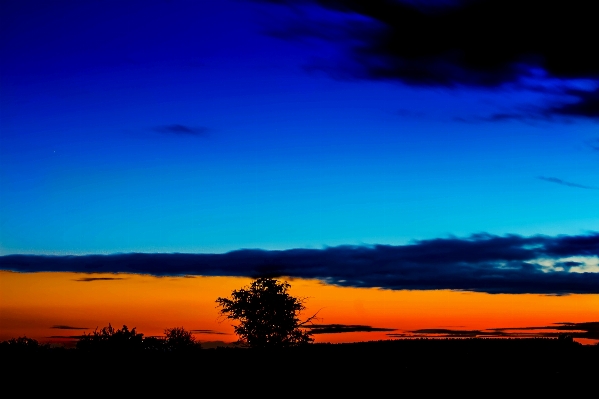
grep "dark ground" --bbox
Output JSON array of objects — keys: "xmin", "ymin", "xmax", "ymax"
[{"xmin": 2, "ymin": 338, "xmax": 597, "ymax": 394}]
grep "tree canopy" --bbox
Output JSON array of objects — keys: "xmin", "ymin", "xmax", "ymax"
[{"xmin": 216, "ymin": 277, "xmax": 314, "ymax": 348}]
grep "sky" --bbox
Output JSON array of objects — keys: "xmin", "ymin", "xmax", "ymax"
[
  {"xmin": 1, "ymin": 0, "xmax": 598, "ymax": 344},
  {"xmin": 1, "ymin": 271, "xmax": 598, "ymax": 346}
]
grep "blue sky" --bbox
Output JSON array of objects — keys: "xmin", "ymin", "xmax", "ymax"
[{"xmin": 1, "ymin": 0, "xmax": 598, "ymax": 255}]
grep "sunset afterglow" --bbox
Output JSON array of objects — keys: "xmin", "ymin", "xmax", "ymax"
[{"xmin": 2, "ymin": 271, "xmax": 597, "ymax": 345}]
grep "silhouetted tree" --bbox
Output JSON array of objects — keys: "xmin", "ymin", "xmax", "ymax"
[
  {"xmin": 76, "ymin": 323, "xmax": 144, "ymax": 352},
  {"xmin": 164, "ymin": 327, "xmax": 201, "ymax": 352},
  {"xmin": 216, "ymin": 277, "xmax": 315, "ymax": 348}
]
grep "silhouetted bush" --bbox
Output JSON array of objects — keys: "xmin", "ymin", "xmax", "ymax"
[
  {"xmin": 0, "ymin": 336, "xmax": 49, "ymax": 354},
  {"xmin": 76, "ymin": 324, "xmax": 144, "ymax": 353},
  {"xmin": 74, "ymin": 324, "xmax": 202, "ymax": 354},
  {"xmin": 164, "ymin": 327, "xmax": 201, "ymax": 352}
]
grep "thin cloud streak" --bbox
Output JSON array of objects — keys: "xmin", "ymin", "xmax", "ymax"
[
  {"xmin": 74, "ymin": 277, "xmax": 125, "ymax": 282},
  {"xmin": 492, "ymin": 322, "xmax": 599, "ymax": 340},
  {"xmin": 51, "ymin": 325, "xmax": 89, "ymax": 330},
  {"xmin": 402, "ymin": 321, "xmax": 599, "ymax": 340},
  {"xmin": 303, "ymin": 324, "xmax": 396, "ymax": 334},
  {"xmin": 190, "ymin": 330, "xmax": 230, "ymax": 335},
  {"xmin": 537, "ymin": 176, "xmax": 598, "ymax": 190},
  {"xmin": 2, "ymin": 233, "xmax": 598, "ymax": 294},
  {"xmin": 408, "ymin": 329, "xmax": 503, "ymax": 338},
  {"xmin": 153, "ymin": 124, "xmax": 209, "ymax": 136}
]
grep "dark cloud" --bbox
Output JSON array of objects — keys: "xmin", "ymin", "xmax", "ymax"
[
  {"xmin": 482, "ymin": 113, "xmax": 529, "ymax": 123},
  {"xmin": 458, "ymin": 89, "xmax": 599, "ymax": 122},
  {"xmin": 267, "ymin": 0, "xmax": 598, "ymax": 82},
  {"xmin": 550, "ymin": 88, "xmax": 599, "ymax": 119},
  {"xmin": 554, "ymin": 261, "xmax": 583, "ymax": 270},
  {"xmin": 302, "ymin": 324, "xmax": 396, "ymax": 334},
  {"xmin": 190, "ymin": 329, "xmax": 230, "ymax": 335},
  {"xmin": 74, "ymin": 277, "xmax": 125, "ymax": 282},
  {"xmin": 537, "ymin": 176, "xmax": 598, "ymax": 190},
  {"xmin": 262, "ymin": 0, "xmax": 599, "ymax": 119},
  {"xmin": 2, "ymin": 232, "xmax": 598, "ymax": 294},
  {"xmin": 51, "ymin": 325, "xmax": 89, "ymax": 330},
  {"xmin": 456, "ymin": 110, "xmax": 544, "ymax": 124},
  {"xmin": 153, "ymin": 124, "xmax": 209, "ymax": 136}
]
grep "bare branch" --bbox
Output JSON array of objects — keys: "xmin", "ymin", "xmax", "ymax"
[{"xmin": 299, "ymin": 308, "xmax": 325, "ymax": 327}]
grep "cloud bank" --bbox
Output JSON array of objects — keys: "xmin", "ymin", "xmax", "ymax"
[{"xmin": 2, "ymin": 233, "xmax": 598, "ymax": 294}]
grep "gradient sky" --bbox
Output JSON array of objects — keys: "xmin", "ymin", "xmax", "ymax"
[
  {"xmin": 2, "ymin": 0, "xmax": 598, "ymax": 256},
  {"xmin": 2, "ymin": 1, "xmax": 598, "ymax": 345},
  {"xmin": 1, "ymin": 271, "xmax": 597, "ymax": 345}
]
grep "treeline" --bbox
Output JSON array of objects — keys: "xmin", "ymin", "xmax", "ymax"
[
  {"xmin": 2, "ymin": 326, "xmax": 597, "ymax": 356},
  {"xmin": 0, "ymin": 324, "xmax": 201, "ymax": 355}
]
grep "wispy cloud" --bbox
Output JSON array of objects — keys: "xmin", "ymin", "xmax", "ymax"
[
  {"xmin": 302, "ymin": 324, "xmax": 396, "ymax": 334},
  {"xmin": 190, "ymin": 329, "xmax": 230, "ymax": 335},
  {"xmin": 385, "ymin": 321, "xmax": 599, "ymax": 340},
  {"xmin": 2, "ymin": 232, "xmax": 598, "ymax": 294},
  {"xmin": 457, "ymin": 88, "xmax": 599, "ymax": 123},
  {"xmin": 51, "ymin": 325, "xmax": 89, "ymax": 330},
  {"xmin": 537, "ymin": 176, "xmax": 598, "ymax": 190},
  {"xmin": 153, "ymin": 124, "xmax": 209, "ymax": 136},
  {"xmin": 550, "ymin": 88, "xmax": 599, "ymax": 119},
  {"xmin": 407, "ymin": 329, "xmax": 504, "ymax": 338},
  {"xmin": 491, "ymin": 322, "xmax": 599, "ymax": 340},
  {"xmin": 455, "ymin": 110, "xmax": 545, "ymax": 124},
  {"xmin": 74, "ymin": 277, "xmax": 125, "ymax": 282}
]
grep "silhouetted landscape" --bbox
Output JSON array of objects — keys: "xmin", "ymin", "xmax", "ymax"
[
  {"xmin": 2, "ymin": 279, "xmax": 598, "ymax": 390},
  {"xmin": 3, "ymin": 0, "xmax": 599, "ymax": 391},
  {"xmin": 3, "ymin": 334, "xmax": 597, "ymax": 392}
]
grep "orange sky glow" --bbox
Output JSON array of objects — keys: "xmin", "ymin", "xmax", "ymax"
[{"xmin": 1, "ymin": 271, "xmax": 597, "ymax": 346}]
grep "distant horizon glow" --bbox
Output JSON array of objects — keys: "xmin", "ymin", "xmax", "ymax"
[{"xmin": 1, "ymin": 272, "xmax": 597, "ymax": 346}]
